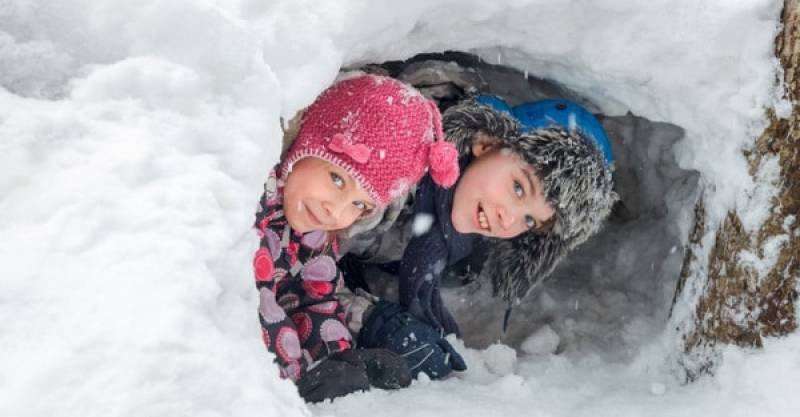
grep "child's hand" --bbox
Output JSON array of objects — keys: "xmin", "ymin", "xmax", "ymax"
[
  {"xmin": 296, "ymin": 350, "xmax": 370, "ymax": 403},
  {"xmin": 352, "ymin": 348, "xmax": 412, "ymax": 390},
  {"xmin": 358, "ymin": 301, "xmax": 468, "ymax": 380},
  {"xmin": 296, "ymin": 348, "xmax": 411, "ymax": 403}
]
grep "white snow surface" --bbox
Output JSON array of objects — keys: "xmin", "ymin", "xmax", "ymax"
[{"xmin": 0, "ymin": 0, "xmax": 795, "ymax": 416}]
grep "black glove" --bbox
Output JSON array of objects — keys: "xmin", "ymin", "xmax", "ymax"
[
  {"xmin": 296, "ymin": 348, "xmax": 411, "ymax": 403},
  {"xmin": 353, "ymin": 348, "xmax": 412, "ymax": 390},
  {"xmin": 359, "ymin": 301, "xmax": 467, "ymax": 380},
  {"xmin": 296, "ymin": 351, "xmax": 370, "ymax": 403}
]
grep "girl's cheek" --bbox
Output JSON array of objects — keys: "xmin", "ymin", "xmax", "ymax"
[{"xmin": 336, "ymin": 208, "xmax": 359, "ymax": 229}]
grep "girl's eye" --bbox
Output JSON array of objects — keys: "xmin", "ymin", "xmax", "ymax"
[
  {"xmin": 525, "ymin": 215, "xmax": 536, "ymax": 229},
  {"xmin": 513, "ymin": 180, "xmax": 524, "ymax": 198},
  {"xmin": 330, "ymin": 172, "xmax": 344, "ymax": 188},
  {"xmin": 353, "ymin": 200, "xmax": 367, "ymax": 211}
]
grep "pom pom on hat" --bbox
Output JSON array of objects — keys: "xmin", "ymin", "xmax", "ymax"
[{"xmin": 428, "ymin": 140, "xmax": 459, "ymax": 188}]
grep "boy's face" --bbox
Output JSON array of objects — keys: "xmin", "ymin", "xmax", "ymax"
[
  {"xmin": 451, "ymin": 144, "xmax": 555, "ymax": 239},
  {"xmin": 283, "ymin": 157, "xmax": 375, "ymax": 233}
]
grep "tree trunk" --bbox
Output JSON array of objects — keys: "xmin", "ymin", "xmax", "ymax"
[{"xmin": 673, "ymin": 0, "xmax": 800, "ymax": 380}]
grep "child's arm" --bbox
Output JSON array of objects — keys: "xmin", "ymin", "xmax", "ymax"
[
  {"xmin": 252, "ymin": 168, "xmax": 353, "ymax": 381},
  {"xmin": 397, "ymin": 229, "xmax": 460, "ymax": 336},
  {"xmin": 396, "ymin": 178, "xmax": 460, "ymax": 336},
  {"xmin": 254, "ymin": 283, "xmax": 309, "ymax": 381},
  {"xmin": 253, "ymin": 187, "xmax": 312, "ymax": 382}
]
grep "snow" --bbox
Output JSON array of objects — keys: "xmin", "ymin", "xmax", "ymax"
[
  {"xmin": 412, "ymin": 213, "xmax": 434, "ymax": 236},
  {"xmin": 520, "ymin": 324, "xmax": 560, "ymax": 356},
  {"xmin": 480, "ymin": 343, "xmax": 518, "ymax": 376},
  {"xmin": 649, "ymin": 382, "xmax": 667, "ymax": 396},
  {"xmin": 0, "ymin": 0, "xmax": 794, "ymax": 416},
  {"xmin": 315, "ymin": 333, "xmax": 800, "ymax": 417}
]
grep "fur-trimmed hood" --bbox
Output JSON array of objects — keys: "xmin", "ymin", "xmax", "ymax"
[{"xmin": 443, "ymin": 100, "xmax": 618, "ymax": 302}]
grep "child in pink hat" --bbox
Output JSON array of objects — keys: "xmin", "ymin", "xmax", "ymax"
[{"xmin": 252, "ymin": 73, "xmax": 458, "ymax": 402}]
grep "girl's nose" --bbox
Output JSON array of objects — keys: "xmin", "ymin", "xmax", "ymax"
[
  {"xmin": 496, "ymin": 206, "xmax": 515, "ymax": 230},
  {"xmin": 322, "ymin": 200, "xmax": 346, "ymax": 224}
]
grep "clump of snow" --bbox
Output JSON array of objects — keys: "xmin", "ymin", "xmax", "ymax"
[
  {"xmin": 739, "ymin": 155, "xmax": 783, "ymax": 233},
  {"xmin": 649, "ymin": 382, "xmax": 667, "ymax": 396},
  {"xmin": 481, "ymin": 344, "xmax": 517, "ymax": 376},
  {"xmin": 520, "ymin": 324, "xmax": 560, "ymax": 356}
]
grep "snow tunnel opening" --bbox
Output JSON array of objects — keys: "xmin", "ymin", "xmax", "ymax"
[{"xmin": 346, "ymin": 50, "xmax": 701, "ymax": 361}]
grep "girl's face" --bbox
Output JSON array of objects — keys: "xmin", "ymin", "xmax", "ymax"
[
  {"xmin": 283, "ymin": 157, "xmax": 375, "ymax": 233},
  {"xmin": 451, "ymin": 144, "xmax": 555, "ymax": 239}
]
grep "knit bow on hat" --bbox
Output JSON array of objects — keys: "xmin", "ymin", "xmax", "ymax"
[{"xmin": 328, "ymin": 133, "xmax": 372, "ymax": 164}]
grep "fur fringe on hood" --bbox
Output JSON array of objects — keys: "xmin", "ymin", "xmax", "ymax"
[{"xmin": 443, "ymin": 100, "xmax": 618, "ymax": 302}]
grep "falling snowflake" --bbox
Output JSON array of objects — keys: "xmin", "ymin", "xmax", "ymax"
[{"xmin": 412, "ymin": 213, "xmax": 434, "ymax": 236}]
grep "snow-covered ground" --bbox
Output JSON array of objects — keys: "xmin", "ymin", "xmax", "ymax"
[{"xmin": 0, "ymin": 1, "xmax": 795, "ymax": 416}]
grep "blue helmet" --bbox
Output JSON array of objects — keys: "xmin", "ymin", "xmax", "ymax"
[{"xmin": 474, "ymin": 96, "xmax": 614, "ymax": 167}]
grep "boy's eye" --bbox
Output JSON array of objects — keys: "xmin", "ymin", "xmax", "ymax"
[
  {"xmin": 330, "ymin": 172, "xmax": 344, "ymax": 188},
  {"xmin": 353, "ymin": 200, "xmax": 367, "ymax": 211},
  {"xmin": 525, "ymin": 215, "xmax": 536, "ymax": 229},
  {"xmin": 513, "ymin": 180, "xmax": 524, "ymax": 198}
]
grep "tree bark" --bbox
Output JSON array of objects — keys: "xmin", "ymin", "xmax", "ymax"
[{"xmin": 674, "ymin": 0, "xmax": 800, "ymax": 380}]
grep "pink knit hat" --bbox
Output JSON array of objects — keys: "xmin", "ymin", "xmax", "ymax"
[{"xmin": 281, "ymin": 74, "xmax": 459, "ymax": 208}]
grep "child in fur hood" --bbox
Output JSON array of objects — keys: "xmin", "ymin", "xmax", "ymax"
[
  {"xmin": 336, "ymin": 61, "xmax": 618, "ymax": 380},
  {"xmin": 253, "ymin": 73, "xmax": 460, "ymax": 402}
]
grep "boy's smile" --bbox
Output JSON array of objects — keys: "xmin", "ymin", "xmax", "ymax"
[
  {"xmin": 283, "ymin": 157, "xmax": 375, "ymax": 233},
  {"xmin": 451, "ymin": 143, "xmax": 555, "ymax": 239},
  {"xmin": 476, "ymin": 202, "xmax": 493, "ymax": 232}
]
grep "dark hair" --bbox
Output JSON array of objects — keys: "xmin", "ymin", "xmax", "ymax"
[{"xmin": 532, "ymin": 214, "xmax": 557, "ymax": 234}]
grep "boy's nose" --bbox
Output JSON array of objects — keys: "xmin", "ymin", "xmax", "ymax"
[{"xmin": 496, "ymin": 206, "xmax": 515, "ymax": 230}]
